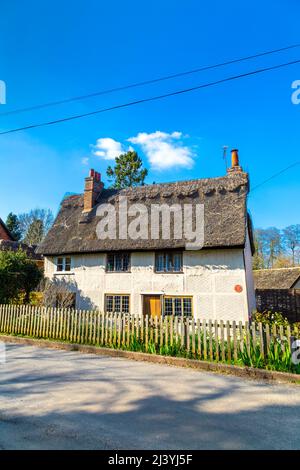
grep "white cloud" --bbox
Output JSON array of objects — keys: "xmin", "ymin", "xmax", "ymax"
[
  {"xmin": 128, "ymin": 131, "xmax": 194, "ymax": 170},
  {"xmin": 92, "ymin": 137, "xmax": 124, "ymax": 160},
  {"xmin": 81, "ymin": 157, "xmax": 89, "ymax": 165}
]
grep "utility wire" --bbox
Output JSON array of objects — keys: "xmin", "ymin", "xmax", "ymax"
[
  {"xmin": 0, "ymin": 43, "xmax": 300, "ymax": 117},
  {"xmin": 1, "ymin": 58, "xmax": 300, "ymax": 136},
  {"xmin": 250, "ymin": 161, "xmax": 300, "ymax": 194}
]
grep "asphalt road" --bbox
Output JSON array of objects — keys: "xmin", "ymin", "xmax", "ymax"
[{"xmin": 0, "ymin": 342, "xmax": 300, "ymax": 450}]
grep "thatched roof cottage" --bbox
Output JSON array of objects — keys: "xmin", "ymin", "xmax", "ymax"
[{"xmin": 37, "ymin": 149, "xmax": 256, "ymax": 321}]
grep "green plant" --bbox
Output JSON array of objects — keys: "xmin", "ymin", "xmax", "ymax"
[
  {"xmin": 252, "ymin": 310, "xmax": 289, "ymax": 327},
  {"xmin": 237, "ymin": 336, "xmax": 264, "ymax": 368},
  {"xmin": 0, "ymin": 249, "xmax": 43, "ymax": 304}
]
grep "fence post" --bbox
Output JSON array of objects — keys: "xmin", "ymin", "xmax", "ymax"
[
  {"xmin": 154, "ymin": 315, "xmax": 158, "ymax": 346},
  {"xmin": 226, "ymin": 321, "xmax": 231, "ymax": 362},
  {"xmin": 238, "ymin": 321, "xmax": 243, "ymax": 355},
  {"xmin": 197, "ymin": 318, "xmax": 201, "ymax": 359},
  {"xmin": 165, "ymin": 316, "xmax": 169, "ymax": 350},
  {"xmin": 160, "ymin": 316, "xmax": 164, "ymax": 349},
  {"xmin": 245, "ymin": 321, "xmax": 250, "ymax": 356},
  {"xmin": 208, "ymin": 320, "xmax": 213, "ymax": 361},
  {"xmin": 122, "ymin": 314, "xmax": 126, "ymax": 346},
  {"xmin": 214, "ymin": 320, "xmax": 219, "ymax": 362},
  {"xmin": 145, "ymin": 315, "xmax": 149, "ymax": 352},
  {"xmin": 203, "ymin": 320, "xmax": 207, "ymax": 360},
  {"xmin": 258, "ymin": 322, "xmax": 264, "ymax": 359},
  {"xmin": 117, "ymin": 313, "xmax": 121, "ymax": 347},
  {"xmin": 233, "ymin": 321, "xmax": 238, "ymax": 362},
  {"xmin": 265, "ymin": 323, "xmax": 270, "ymax": 355}
]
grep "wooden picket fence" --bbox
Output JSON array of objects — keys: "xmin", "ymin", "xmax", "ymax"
[{"xmin": 0, "ymin": 304, "xmax": 299, "ymax": 366}]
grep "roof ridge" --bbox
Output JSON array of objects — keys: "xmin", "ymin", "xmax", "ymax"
[{"xmin": 254, "ymin": 267, "xmax": 300, "ymax": 272}]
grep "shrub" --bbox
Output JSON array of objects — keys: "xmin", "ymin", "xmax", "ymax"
[
  {"xmin": 0, "ymin": 249, "xmax": 42, "ymax": 304},
  {"xmin": 252, "ymin": 310, "xmax": 289, "ymax": 327}
]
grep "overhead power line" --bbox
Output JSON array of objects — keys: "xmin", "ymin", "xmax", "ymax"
[
  {"xmin": 1, "ymin": 58, "xmax": 300, "ymax": 136},
  {"xmin": 250, "ymin": 161, "xmax": 300, "ymax": 194},
  {"xmin": 0, "ymin": 43, "xmax": 300, "ymax": 117}
]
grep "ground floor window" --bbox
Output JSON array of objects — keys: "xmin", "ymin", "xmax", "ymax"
[
  {"xmin": 164, "ymin": 296, "xmax": 192, "ymax": 316},
  {"xmin": 105, "ymin": 294, "xmax": 130, "ymax": 313}
]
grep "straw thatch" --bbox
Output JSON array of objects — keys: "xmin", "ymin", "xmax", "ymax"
[{"xmin": 37, "ymin": 172, "xmax": 251, "ymax": 255}]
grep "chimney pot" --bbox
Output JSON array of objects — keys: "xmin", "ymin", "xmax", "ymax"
[
  {"xmin": 83, "ymin": 169, "xmax": 104, "ymax": 212},
  {"xmin": 227, "ymin": 148, "xmax": 243, "ymax": 175},
  {"xmin": 231, "ymin": 149, "xmax": 239, "ymax": 167}
]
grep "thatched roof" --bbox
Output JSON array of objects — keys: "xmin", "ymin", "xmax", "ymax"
[
  {"xmin": 37, "ymin": 172, "xmax": 251, "ymax": 255},
  {"xmin": 254, "ymin": 268, "xmax": 300, "ymax": 290},
  {"xmin": 0, "ymin": 240, "xmax": 42, "ymax": 260}
]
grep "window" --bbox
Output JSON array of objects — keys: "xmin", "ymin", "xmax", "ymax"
[
  {"xmin": 56, "ymin": 256, "xmax": 71, "ymax": 272},
  {"xmin": 106, "ymin": 253, "xmax": 130, "ymax": 272},
  {"xmin": 164, "ymin": 296, "xmax": 192, "ymax": 316},
  {"xmin": 105, "ymin": 294, "xmax": 130, "ymax": 313},
  {"xmin": 155, "ymin": 252, "xmax": 182, "ymax": 273}
]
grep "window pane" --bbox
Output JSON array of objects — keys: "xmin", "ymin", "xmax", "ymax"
[
  {"xmin": 115, "ymin": 255, "xmax": 122, "ymax": 272},
  {"xmin": 156, "ymin": 254, "xmax": 164, "ymax": 271},
  {"xmin": 173, "ymin": 254, "xmax": 182, "ymax": 272},
  {"xmin": 106, "ymin": 295, "xmax": 113, "ymax": 312},
  {"xmin": 164, "ymin": 298, "xmax": 173, "ymax": 315},
  {"xmin": 122, "ymin": 254, "xmax": 129, "ymax": 272},
  {"xmin": 174, "ymin": 298, "xmax": 182, "ymax": 316},
  {"xmin": 122, "ymin": 296, "xmax": 129, "ymax": 313},
  {"xmin": 166, "ymin": 253, "xmax": 173, "ymax": 272},
  {"xmin": 65, "ymin": 257, "xmax": 71, "ymax": 271},
  {"xmin": 114, "ymin": 296, "xmax": 121, "ymax": 312},
  {"xmin": 106, "ymin": 255, "xmax": 114, "ymax": 272},
  {"xmin": 183, "ymin": 298, "xmax": 192, "ymax": 316},
  {"xmin": 57, "ymin": 257, "xmax": 63, "ymax": 271}
]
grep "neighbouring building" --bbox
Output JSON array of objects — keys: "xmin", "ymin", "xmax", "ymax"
[
  {"xmin": 0, "ymin": 217, "xmax": 14, "ymax": 241},
  {"xmin": 0, "ymin": 217, "xmax": 43, "ymax": 268},
  {"xmin": 37, "ymin": 149, "xmax": 256, "ymax": 321},
  {"xmin": 254, "ymin": 267, "xmax": 300, "ymax": 323}
]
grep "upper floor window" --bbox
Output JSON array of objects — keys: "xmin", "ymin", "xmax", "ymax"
[
  {"xmin": 56, "ymin": 256, "xmax": 71, "ymax": 272},
  {"xmin": 155, "ymin": 252, "xmax": 183, "ymax": 273},
  {"xmin": 106, "ymin": 253, "xmax": 130, "ymax": 272}
]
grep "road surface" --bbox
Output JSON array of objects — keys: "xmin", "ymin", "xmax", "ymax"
[{"xmin": 0, "ymin": 342, "xmax": 300, "ymax": 450}]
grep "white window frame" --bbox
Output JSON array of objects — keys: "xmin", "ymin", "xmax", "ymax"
[{"xmin": 56, "ymin": 256, "xmax": 72, "ymax": 273}]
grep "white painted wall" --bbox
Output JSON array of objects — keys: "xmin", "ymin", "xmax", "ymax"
[
  {"xmin": 243, "ymin": 229, "xmax": 256, "ymax": 316},
  {"xmin": 44, "ymin": 248, "xmax": 251, "ymax": 322}
]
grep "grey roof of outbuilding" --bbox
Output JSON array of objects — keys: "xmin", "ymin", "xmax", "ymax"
[{"xmin": 37, "ymin": 172, "xmax": 251, "ymax": 255}]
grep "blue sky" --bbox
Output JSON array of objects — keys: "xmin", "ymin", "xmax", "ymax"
[{"xmin": 0, "ymin": 0, "xmax": 299, "ymax": 229}]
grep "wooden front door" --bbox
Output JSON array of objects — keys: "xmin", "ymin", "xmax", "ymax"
[{"xmin": 143, "ymin": 295, "xmax": 161, "ymax": 318}]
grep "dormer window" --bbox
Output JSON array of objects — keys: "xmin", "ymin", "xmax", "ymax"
[{"xmin": 56, "ymin": 256, "xmax": 71, "ymax": 272}]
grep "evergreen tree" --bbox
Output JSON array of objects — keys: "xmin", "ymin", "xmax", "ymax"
[
  {"xmin": 5, "ymin": 212, "xmax": 21, "ymax": 241},
  {"xmin": 106, "ymin": 151, "xmax": 148, "ymax": 189}
]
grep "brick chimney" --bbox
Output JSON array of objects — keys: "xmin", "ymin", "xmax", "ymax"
[
  {"xmin": 83, "ymin": 169, "xmax": 104, "ymax": 213},
  {"xmin": 227, "ymin": 149, "xmax": 243, "ymax": 174}
]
